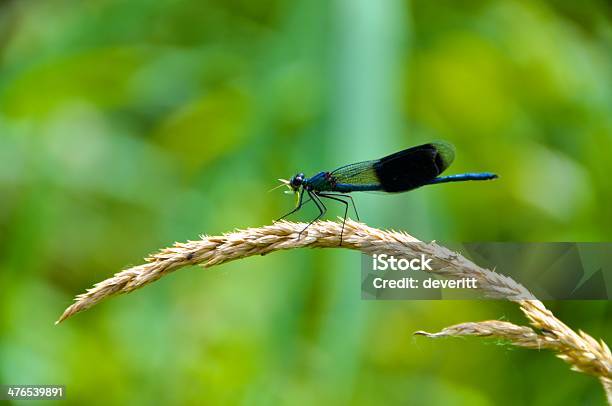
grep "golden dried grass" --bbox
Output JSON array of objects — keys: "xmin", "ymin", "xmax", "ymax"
[{"xmin": 56, "ymin": 219, "xmax": 611, "ymax": 401}]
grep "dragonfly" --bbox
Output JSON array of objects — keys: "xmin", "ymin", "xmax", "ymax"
[{"xmin": 275, "ymin": 141, "xmax": 498, "ymax": 244}]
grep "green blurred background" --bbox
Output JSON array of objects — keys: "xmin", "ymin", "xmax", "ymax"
[{"xmin": 0, "ymin": 0, "xmax": 610, "ymax": 404}]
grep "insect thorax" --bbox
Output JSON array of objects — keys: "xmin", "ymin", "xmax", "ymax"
[{"xmin": 304, "ymin": 171, "xmax": 335, "ymax": 192}]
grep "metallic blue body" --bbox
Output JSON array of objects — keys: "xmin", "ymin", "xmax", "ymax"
[
  {"xmin": 303, "ymin": 171, "xmax": 496, "ymax": 193},
  {"xmin": 302, "ymin": 171, "xmax": 329, "ymax": 190},
  {"xmin": 428, "ymin": 172, "xmax": 498, "ymax": 184}
]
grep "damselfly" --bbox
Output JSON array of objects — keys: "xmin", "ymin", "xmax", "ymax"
[{"xmin": 275, "ymin": 141, "xmax": 497, "ymax": 244}]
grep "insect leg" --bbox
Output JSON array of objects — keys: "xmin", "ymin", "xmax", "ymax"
[
  {"xmin": 275, "ymin": 190, "xmax": 311, "ymax": 222},
  {"xmin": 318, "ymin": 193, "xmax": 350, "ymax": 245},
  {"xmin": 298, "ymin": 190, "xmax": 327, "ymax": 240},
  {"xmin": 320, "ymin": 193, "xmax": 359, "ymax": 220}
]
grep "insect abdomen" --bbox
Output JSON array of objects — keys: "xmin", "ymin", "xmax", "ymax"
[{"xmin": 333, "ymin": 183, "xmax": 381, "ymax": 192}]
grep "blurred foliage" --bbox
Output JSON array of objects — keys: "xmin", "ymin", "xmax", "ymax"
[{"xmin": 0, "ymin": 0, "xmax": 610, "ymax": 404}]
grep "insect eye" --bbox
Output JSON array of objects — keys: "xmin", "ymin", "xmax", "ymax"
[{"xmin": 290, "ymin": 173, "xmax": 304, "ymax": 189}]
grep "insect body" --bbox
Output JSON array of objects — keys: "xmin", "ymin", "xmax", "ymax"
[{"xmin": 277, "ymin": 141, "xmax": 498, "ymax": 244}]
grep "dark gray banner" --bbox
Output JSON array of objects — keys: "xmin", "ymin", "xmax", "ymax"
[{"xmin": 361, "ymin": 243, "xmax": 611, "ymax": 300}]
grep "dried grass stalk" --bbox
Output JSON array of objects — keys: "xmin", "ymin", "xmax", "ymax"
[
  {"xmin": 56, "ymin": 219, "xmax": 534, "ymax": 323},
  {"xmin": 415, "ymin": 320, "xmax": 611, "ymax": 376},
  {"xmin": 417, "ymin": 319, "xmax": 611, "ymax": 403},
  {"xmin": 56, "ymin": 220, "xmax": 611, "ymax": 400},
  {"xmin": 415, "ymin": 320, "xmax": 561, "ymax": 350}
]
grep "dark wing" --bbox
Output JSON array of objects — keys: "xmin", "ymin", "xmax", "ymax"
[
  {"xmin": 373, "ymin": 141, "xmax": 455, "ymax": 192},
  {"xmin": 330, "ymin": 159, "xmax": 381, "ymax": 189},
  {"xmin": 330, "ymin": 142, "xmax": 455, "ymax": 193}
]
